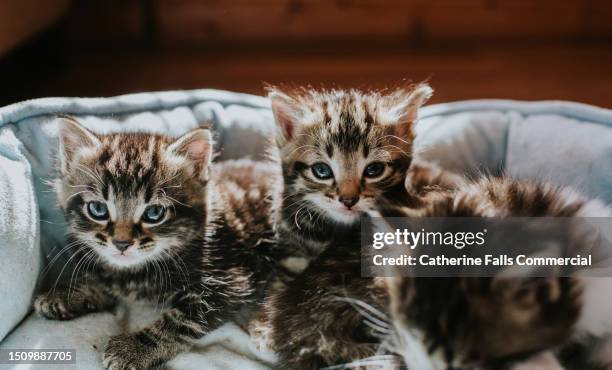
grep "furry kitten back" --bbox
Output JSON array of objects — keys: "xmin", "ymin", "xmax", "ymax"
[{"xmin": 268, "ymin": 84, "xmax": 433, "ymax": 267}]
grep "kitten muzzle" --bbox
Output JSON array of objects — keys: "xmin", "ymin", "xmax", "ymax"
[
  {"xmin": 339, "ymin": 195, "xmax": 359, "ymax": 209},
  {"xmin": 112, "ymin": 239, "xmax": 132, "ymax": 252}
]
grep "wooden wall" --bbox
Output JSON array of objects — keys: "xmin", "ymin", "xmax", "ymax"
[
  {"xmin": 59, "ymin": 0, "xmax": 612, "ymax": 48},
  {"xmin": 2, "ymin": 0, "xmax": 611, "ymax": 106},
  {"xmin": 0, "ymin": 0, "xmax": 70, "ymax": 56}
]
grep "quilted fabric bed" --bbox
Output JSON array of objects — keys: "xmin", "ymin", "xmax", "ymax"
[{"xmin": 0, "ymin": 89, "xmax": 611, "ymax": 369}]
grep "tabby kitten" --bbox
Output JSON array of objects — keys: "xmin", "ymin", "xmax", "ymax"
[
  {"xmin": 257, "ymin": 84, "xmax": 459, "ymax": 367},
  {"xmin": 34, "ymin": 117, "xmax": 279, "ymax": 370},
  {"xmin": 268, "ymin": 175, "xmax": 612, "ymax": 370},
  {"xmin": 268, "ymin": 84, "xmax": 453, "ymax": 272},
  {"xmin": 379, "ymin": 177, "xmax": 612, "ymax": 370}
]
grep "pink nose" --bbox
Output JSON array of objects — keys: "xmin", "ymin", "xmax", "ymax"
[
  {"xmin": 112, "ymin": 239, "xmax": 132, "ymax": 252},
  {"xmin": 339, "ymin": 196, "xmax": 359, "ymax": 209}
]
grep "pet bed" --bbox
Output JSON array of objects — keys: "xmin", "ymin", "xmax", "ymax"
[{"xmin": 0, "ymin": 89, "xmax": 611, "ymax": 369}]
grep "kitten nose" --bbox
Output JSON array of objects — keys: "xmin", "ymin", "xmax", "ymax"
[
  {"xmin": 339, "ymin": 196, "xmax": 359, "ymax": 209},
  {"xmin": 112, "ymin": 239, "xmax": 132, "ymax": 252}
]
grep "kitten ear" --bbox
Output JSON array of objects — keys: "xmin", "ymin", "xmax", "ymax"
[
  {"xmin": 57, "ymin": 115, "xmax": 101, "ymax": 174},
  {"xmin": 166, "ymin": 128, "xmax": 213, "ymax": 181},
  {"xmin": 387, "ymin": 83, "xmax": 433, "ymax": 127},
  {"xmin": 269, "ymin": 89, "xmax": 299, "ymax": 145}
]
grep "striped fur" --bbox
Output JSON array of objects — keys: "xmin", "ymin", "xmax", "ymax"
[
  {"xmin": 268, "ymin": 84, "xmax": 433, "ymax": 269},
  {"xmin": 34, "ymin": 117, "xmax": 281, "ymax": 370},
  {"xmin": 267, "ymin": 174, "xmax": 609, "ymax": 370}
]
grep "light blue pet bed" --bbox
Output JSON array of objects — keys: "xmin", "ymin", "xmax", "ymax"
[{"xmin": 0, "ymin": 89, "xmax": 611, "ymax": 369}]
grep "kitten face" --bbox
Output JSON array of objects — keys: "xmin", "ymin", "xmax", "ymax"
[
  {"xmin": 269, "ymin": 85, "xmax": 432, "ymax": 226},
  {"xmin": 55, "ymin": 117, "xmax": 212, "ymax": 269}
]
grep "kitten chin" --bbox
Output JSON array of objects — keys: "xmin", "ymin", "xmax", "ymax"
[{"xmin": 93, "ymin": 237, "xmax": 176, "ymax": 269}]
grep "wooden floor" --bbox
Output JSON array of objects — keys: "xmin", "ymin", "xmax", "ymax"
[{"xmin": 2, "ymin": 42, "xmax": 612, "ymax": 108}]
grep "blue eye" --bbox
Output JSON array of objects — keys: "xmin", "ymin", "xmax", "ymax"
[
  {"xmin": 87, "ymin": 201, "xmax": 109, "ymax": 220},
  {"xmin": 142, "ymin": 204, "xmax": 166, "ymax": 223},
  {"xmin": 311, "ymin": 163, "xmax": 333, "ymax": 180},
  {"xmin": 364, "ymin": 162, "xmax": 385, "ymax": 178}
]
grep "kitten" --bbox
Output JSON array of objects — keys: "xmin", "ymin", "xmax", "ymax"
[
  {"xmin": 267, "ymin": 84, "xmax": 457, "ymax": 273},
  {"xmin": 256, "ymin": 84, "xmax": 459, "ymax": 367},
  {"xmin": 267, "ymin": 176, "xmax": 612, "ymax": 370},
  {"xmin": 248, "ymin": 83, "xmax": 451, "ymax": 349},
  {"xmin": 379, "ymin": 177, "xmax": 611, "ymax": 370},
  {"xmin": 34, "ymin": 117, "xmax": 280, "ymax": 370}
]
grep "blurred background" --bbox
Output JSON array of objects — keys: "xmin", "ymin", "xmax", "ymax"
[{"xmin": 1, "ymin": 0, "xmax": 611, "ymax": 107}]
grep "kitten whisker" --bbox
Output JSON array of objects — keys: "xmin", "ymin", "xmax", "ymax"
[
  {"xmin": 65, "ymin": 190, "xmax": 91, "ymax": 202},
  {"xmin": 50, "ymin": 244, "xmax": 89, "ymax": 295},
  {"xmin": 380, "ymin": 145, "xmax": 411, "ymax": 159},
  {"xmin": 41, "ymin": 239, "xmax": 85, "ymax": 277},
  {"xmin": 334, "ymin": 297, "xmax": 391, "ymax": 331},
  {"xmin": 68, "ymin": 184, "xmax": 96, "ymax": 192},
  {"xmin": 156, "ymin": 188, "xmax": 179, "ymax": 216},
  {"xmin": 294, "ymin": 206, "xmax": 307, "ymax": 230},
  {"xmin": 67, "ymin": 248, "xmax": 93, "ymax": 294},
  {"xmin": 311, "ymin": 207, "xmax": 326, "ymax": 227},
  {"xmin": 280, "ymin": 191, "xmax": 308, "ymax": 202},
  {"xmin": 81, "ymin": 249, "xmax": 98, "ymax": 294},
  {"xmin": 40, "ymin": 219, "xmax": 65, "ymax": 225},
  {"xmin": 67, "ymin": 249, "xmax": 97, "ymax": 302},
  {"xmin": 151, "ymin": 258, "xmax": 165, "ymax": 313},
  {"xmin": 287, "ymin": 144, "xmax": 319, "ymax": 158},
  {"xmin": 363, "ymin": 319, "xmax": 392, "ymax": 336},
  {"xmin": 74, "ymin": 163, "xmax": 104, "ymax": 187},
  {"xmin": 160, "ymin": 250, "xmax": 190, "ymax": 288},
  {"xmin": 382, "ymin": 326, "xmax": 434, "ymax": 370},
  {"xmin": 376, "ymin": 134, "xmax": 413, "ymax": 146},
  {"xmin": 157, "ymin": 171, "xmax": 181, "ymax": 188},
  {"xmin": 160, "ymin": 190, "xmax": 191, "ymax": 209},
  {"xmin": 283, "ymin": 197, "xmax": 309, "ymax": 210},
  {"xmin": 322, "ymin": 355, "xmax": 399, "ymax": 370}
]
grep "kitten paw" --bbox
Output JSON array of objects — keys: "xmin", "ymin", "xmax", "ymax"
[
  {"xmin": 103, "ymin": 334, "xmax": 155, "ymax": 370},
  {"xmin": 34, "ymin": 294, "xmax": 83, "ymax": 320},
  {"xmin": 35, "ymin": 288, "xmax": 114, "ymax": 321},
  {"xmin": 248, "ymin": 315, "xmax": 274, "ymax": 352}
]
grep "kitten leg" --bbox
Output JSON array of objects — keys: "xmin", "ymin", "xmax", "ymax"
[
  {"xmin": 102, "ymin": 298, "xmax": 221, "ymax": 370},
  {"xmin": 247, "ymin": 308, "xmax": 274, "ymax": 352},
  {"xmin": 272, "ymin": 342, "xmax": 377, "ymax": 370},
  {"xmin": 271, "ymin": 302, "xmax": 378, "ymax": 370},
  {"xmin": 34, "ymin": 283, "xmax": 116, "ymax": 320}
]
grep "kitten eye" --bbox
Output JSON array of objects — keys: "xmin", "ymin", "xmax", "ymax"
[
  {"xmin": 87, "ymin": 201, "xmax": 109, "ymax": 220},
  {"xmin": 364, "ymin": 162, "xmax": 386, "ymax": 178},
  {"xmin": 142, "ymin": 204, "xmax": 166, "ymax": 224},
  {"xmin": 311, "ymin": 162, "xmax": 333, "ymax": 180}
]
